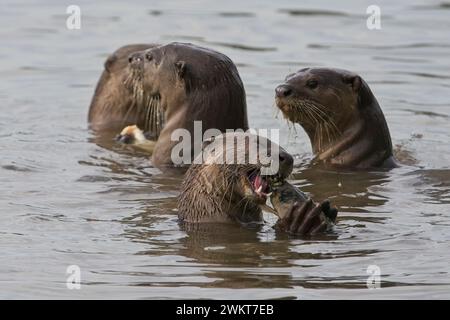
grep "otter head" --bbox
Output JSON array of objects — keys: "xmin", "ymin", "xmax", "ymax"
[
  {"xmin": 88, "ymin": 44, "xmax": 159, "ymax": 132},
  {"xmin": 124, "ymin": 45, "xmax": 172, "ymax": 137},
  {"xmin": 275, "ymin": 68, "xmax": 364, "ymax": 149},
  {"xmin": 178, "ymin": 132, "xmax": 293, "ymax": 224},
  {"xmin": 128, "ymin": 43, "xmax": 200, "ymax": 112},
  {"xmin": 128, "ymin": 42, "xmax": 246, "ymax": 124},
  {"xmin": 275, "ymin": 68, "xmax": 394, "ymax": 168},
  {"xmin": 129, "ymin": 47, "xmax": 181, "ymax": 99}
]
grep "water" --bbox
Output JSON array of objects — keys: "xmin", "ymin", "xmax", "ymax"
[{"xmin": 1, "ymin": 0, "xmax": 449, "ymax": 299}]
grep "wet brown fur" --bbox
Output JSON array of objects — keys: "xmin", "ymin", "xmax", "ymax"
[
  {"xmin": 90, "ymin": 42, "xmax": 249, "ymax": 168},
  {"xmin": 276, "ymin": 67, "xmax": 396, "ymax": 169},
  {"xmin": 136, "ymin": 42, "xmax": 249, "ymax": 167},
  {"xmin": 178, "ymin": 133, "xmax": 292, "ymax": 224},
  {"xmin": 88, "ymin": 43, "xmax": 159, "ymax": 132}
]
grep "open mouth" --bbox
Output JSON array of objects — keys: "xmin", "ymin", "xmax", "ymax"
[{"xmin": 247, "ymin": 169, "xmax": 272, "ymax": 202}]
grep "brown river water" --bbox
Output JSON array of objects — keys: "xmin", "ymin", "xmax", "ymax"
[{"xmin": 1, "ymin": 0, "xmax": 449, "ymax": 299}]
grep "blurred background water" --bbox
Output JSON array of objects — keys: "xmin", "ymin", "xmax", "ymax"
[{"xmin": 0, "ymin": 0, "xmax": 449, "ymax": 299}]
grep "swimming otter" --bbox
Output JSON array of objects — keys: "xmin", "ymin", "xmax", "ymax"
[
  {"xmin": 126, "ymin": 42, "xmax": 249, "ymax": 168},
  {"xmin": 88, "ymin": 43, "xmax": 158, "ymax": 132},
  {"xmin": 275, "ymin": 68, "xmax": 397, "ymax": 169},
  {"xmin": 178, "ymin": 132, "xmax": 337, "ymax": 235}
]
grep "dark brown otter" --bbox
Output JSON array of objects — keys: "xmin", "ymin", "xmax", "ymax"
[
  {"xmin": 88, "ymin": 43, "xmax": 159, "ymax": 132},
  {"xmin": 275, "ymin": 68, "xmax": 397, "ymax": 169},
  {"xmin": 178, "ymin": 132, "xmax": 337, "ymax": 236},
  {"xmin": 126, "ymin": 42, "xmax": 249, "ymax": 168}
]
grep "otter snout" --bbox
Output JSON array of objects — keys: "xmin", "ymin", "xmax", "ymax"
[
  {"xmin": 128, "ymin": 52, "xmax": 144, "ymax": 69},
  {"xmin": 275, "ymin": 84, "xmax": 293, "ymax": 98},
  {"xmin": 277, "ymin": 149, "xmax": 293, "ymax": 179}
]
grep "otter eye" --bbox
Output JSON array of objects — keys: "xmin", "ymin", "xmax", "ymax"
[
  {"xmin": 145, "ymin": 53, "xmax": 153, "ymax": 61},
  {"xmin": 306, "ymin": 79, "xmax": 318, "ymax": 89}
]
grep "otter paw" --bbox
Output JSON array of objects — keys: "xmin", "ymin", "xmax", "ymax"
[{"xmin": 276, "ymin": 199, "xmax": 337, "ymax": 236}]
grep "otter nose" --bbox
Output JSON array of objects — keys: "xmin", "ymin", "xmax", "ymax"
[
  {"xmin": 278, "ymin": 150, "xmax": 294, "ymax": 179},
  {"xmin": 128, "ymin": 53, "xmax": 143, "ymax": 66},
  {"xmin": 275, "ymin": 85, "xmax": 292, "ymax": 98}
]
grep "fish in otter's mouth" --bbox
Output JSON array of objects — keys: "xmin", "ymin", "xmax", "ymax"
[{"xmin": 244, "ymin": 166, "xmax": 291, "ymax": 207}]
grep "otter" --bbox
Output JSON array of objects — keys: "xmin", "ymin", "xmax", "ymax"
[
  {"xmin": 275, "ymin": 68, "xmax": 397, "ymax": 169},
  {"xmin": 123, "ymin": 42, "xmax": 248, "ymax": 168},
  {"xmin": 178, "ymin": 132, "xmax": 337, "ymax": 235},
  {"xmin": 88, "ymin": 43, "xmax": 159, "ymax": 132}
]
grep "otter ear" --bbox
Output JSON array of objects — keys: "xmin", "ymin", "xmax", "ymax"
[
  {"xmin": 104, "ymin": 54, "xmax": 117, "ymax": 73},
  {"xmin": 343, "ymin": 74, "xmax": 362, "ymax": 92},
  {"xmin": 175, "ymin": 61, "xmax": 186, "ymax": 78}
]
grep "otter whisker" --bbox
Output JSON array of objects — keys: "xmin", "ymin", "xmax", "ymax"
[
  {"xmin": 150, "ymin": 96, "xmax": 156, "ymax": 133},
  {"xmin": 142, "ymin": 94, "xmax": 164, "ymax": 137},
  {"xmin": 242, "ymin": 199, "xmax": 252, "ymax": 220},
  {"xmin": 289, "ymin": 98, "xmax": 344, "ymax": 151},
  {"xmin": 306, "ymin": 103, "xmax": 329, "ymax": 148},
  {"xmin": 308, "ymin": 101, "xmax": 341, "ymax": 136},
  {"xmin": 218, "ymin": 167, "xmax": 234, "ymax": 207},
  {"xmin": 123, "ymin": 99, "xmax": 139, "ymax": 123},
  {"xmin": 145, "ymin": 96, "xmax": 152, "ymax": 132},
  {"xmin": 225, "ymin": 178, "xmax": 236, "ymax": 213}
]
